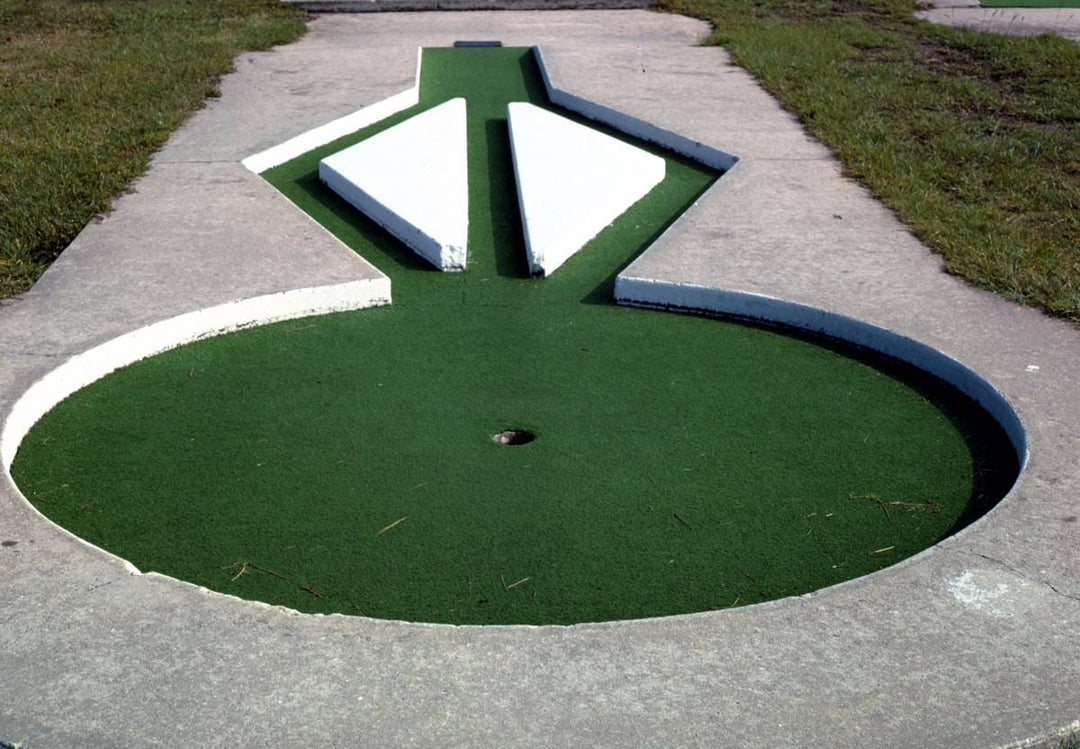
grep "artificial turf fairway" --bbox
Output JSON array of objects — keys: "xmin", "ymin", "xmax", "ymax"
[{"xmin": 11, "ymin": 47, "xmax": 1018, "ymax": 625}]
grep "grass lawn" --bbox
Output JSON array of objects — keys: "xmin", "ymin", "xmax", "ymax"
[
  {"xmin": 11, "ymin": 47, "xmax": 1018, "ymax": 625},
  {"xmin": 660, "ymin": 0, "xmax": 1079, "ymax": 320},
  {"xmin": 0, "ymin": 0, "xmax": 306, "ymax": 298}
]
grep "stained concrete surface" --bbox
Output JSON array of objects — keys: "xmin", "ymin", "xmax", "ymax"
[
  {"xmin": 285, "ymin": 0, "xmax": 654, "ymax": 11},
  {"xmin": 1, "ymin": 11, "xmax": 1078, "ymax": 749},
  {"xmin": 918, "ymin": 0, "xmax": 1080, "ymax": 42}
]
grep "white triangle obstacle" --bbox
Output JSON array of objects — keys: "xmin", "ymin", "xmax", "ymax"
[
  {"xmin": 319, "ymin": 98, "xmax": 469, "ymax": 271},
  {"xmin": 507, "ymin": 102, "xmax": 665, "ymax": 276},
  {"xmin": 318, "ymin": 98, "xmax": 667, "ymax": 277}
]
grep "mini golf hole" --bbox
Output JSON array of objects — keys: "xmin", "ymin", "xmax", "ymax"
[{"xmin": 493, "ymin": 429, "xmax": 535, "ymax": 446}]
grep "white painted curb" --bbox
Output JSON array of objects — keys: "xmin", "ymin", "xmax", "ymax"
[
  {"xmin": 241, "ymin": 48, "xmax": 424, "ymax": 175},
  {"xmin": 1, "ymin": 279, "xmax": 391, "ymax": 473},
  {"xmin": 532, "ymin": 47, "xmax": 738, "ymax": 172},
  {"xmin": 613, "ymin": 274, "xmax": 1029, "ymax": 467}
]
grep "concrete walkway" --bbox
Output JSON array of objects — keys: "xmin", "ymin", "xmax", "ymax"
[
  {"xmin": 918, "ymin": 0, "xmax": 1080, "ymax": 41},
  {"xmin": 2, "ymin": 11, "xmax": 1079, "ymax": 749},
  {"xmin": 286, "ymin": 0, "xmax": 654, "ymax": 9},
  {"xmin": 287, "ymin": 0, "xmax": 1080, "ymax": 43}
]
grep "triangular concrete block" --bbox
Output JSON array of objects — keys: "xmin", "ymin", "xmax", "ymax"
[
  {"xmin": 319, "ymin": 98, "xmax": 468, "ymax": 271},
  {"xmin": 508, "ymin": 102, "xmax": 665, "ymax": 276}
]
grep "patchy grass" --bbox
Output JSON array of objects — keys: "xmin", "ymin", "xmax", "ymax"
[
  {"xmin": 0, "ymin": 0, "xmax": 306, "ymax": 298},
  {"xmin": 659, "ymin": 0, "xmax": 1080, "ymax": 320}
]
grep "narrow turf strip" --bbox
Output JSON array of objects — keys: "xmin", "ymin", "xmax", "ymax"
[{"xmin": 11, "ymin": 48, "xmax": 1018, "ymax": 625}]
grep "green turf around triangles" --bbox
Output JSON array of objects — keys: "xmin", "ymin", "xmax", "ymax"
[{"xmin": 11, "ymin": 47, "xmax": 1018, "ymax": 625}]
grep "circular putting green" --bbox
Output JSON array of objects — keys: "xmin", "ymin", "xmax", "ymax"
[{"xmin": 9, "ymin": 47, "xmax": 1019, "ymax": 625}]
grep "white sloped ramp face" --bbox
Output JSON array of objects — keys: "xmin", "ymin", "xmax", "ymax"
[
  {"xmin": 508, "ymin": 102, "xmax": 666, "ymax": 277},
  {"xmin": 319, "ymin": 98, "xmax": 468, "ymax": 271}
]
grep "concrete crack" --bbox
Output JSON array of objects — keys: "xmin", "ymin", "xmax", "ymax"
[
  {"xmin": 0, "ymin": 629, "xmax": 32, "ymax": 654},
  {"xmin": 957, "ymin": 548, "xmax": 1080, "ymax": 605},
  {"xmin": 0, "ymin": 349, "xmax": 69, "ymax": 359}
]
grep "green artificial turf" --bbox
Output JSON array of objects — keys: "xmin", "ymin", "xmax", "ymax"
[{"xmin": 11, "ymin": 47, "xmax": 1018, "ymax": 625}]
